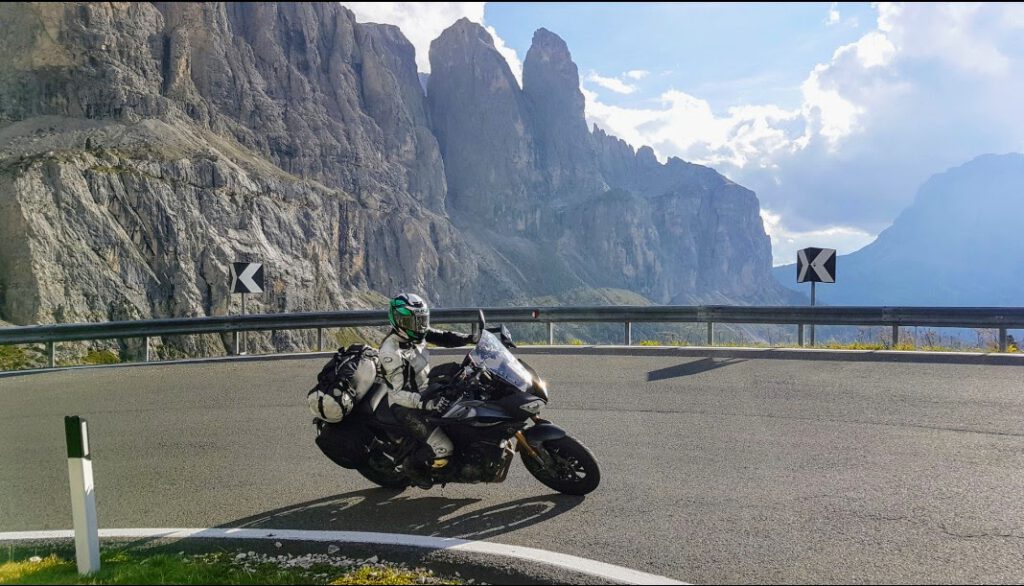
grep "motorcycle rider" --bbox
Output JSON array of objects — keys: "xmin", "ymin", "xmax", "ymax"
[{"xmin": 380, "ymin": 293, "xmax": 476, "ymax": 488}]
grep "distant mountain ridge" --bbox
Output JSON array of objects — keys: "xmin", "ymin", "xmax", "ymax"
[{"xmin": 774, "ymin": 153, "xmax": 1024, "ymax": 306}]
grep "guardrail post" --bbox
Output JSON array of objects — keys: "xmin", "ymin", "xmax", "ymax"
[
  {"xmin": 317, "ymin": 328, "xmax": 323, "ymax": 352},
  {"xmin": 999, "ymin": 328, "xmax": 1007, "ymax": 353},
  {"xmin": 706, "ymin": 322, "xmax": 714, "ymax": 346},
  {"xmin": 143, "ymin": 336, "xmax": 150, "ymax": 362},
  {"xmin": 47, "ymin": 341, "xmax": 55, "ymax": 368},
  {"xmin": 797, "ymin": 324, "xmax": 804, "ymax": 347},
  {"xmin": 624, "ymin": 322, "xmax": 632, "ymax": 346},
  {"xmin": 232, "ymin": 331, "xmax": 239, "ymax": 356},
  {"xmin": 547, "ymin": 322, "xmax": 554, "ymax": 345},
  {"xmin": 892, "ymin": 325, "xmax": 899, "ymax": 348}
]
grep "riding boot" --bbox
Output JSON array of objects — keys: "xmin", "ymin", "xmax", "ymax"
[
  {"xmin": 392, "ymin": 406, "xmax": 454, "ymax": 488},
  {"xmin": 399, "ymin": 444, "xmax": 436, "ymax": 490}
]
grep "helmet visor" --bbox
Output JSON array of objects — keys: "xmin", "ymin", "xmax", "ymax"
[{"xmin": 394, "ymin": 310, "xmax": 429, "ymax": 336}]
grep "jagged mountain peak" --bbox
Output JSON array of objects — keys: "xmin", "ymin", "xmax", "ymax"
[
  {"xmin": 433, "ymin": 17, "xmax": 495, "ymax": 50},
  {"xmin": 529, "ymin": 27, "xmax": 571, "ymax": 57}
]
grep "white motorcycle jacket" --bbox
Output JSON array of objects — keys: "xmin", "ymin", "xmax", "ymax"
[{"xmin": 377, "ymin": 328, "xmax": 474, "ymax": 409}]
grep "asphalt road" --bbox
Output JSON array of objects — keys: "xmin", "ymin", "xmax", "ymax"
[{"xmin": 2, "ymin": 349, "xmax": 1023, "ymax": 584}]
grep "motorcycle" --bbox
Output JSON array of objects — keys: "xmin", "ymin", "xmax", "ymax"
[{"xmin": 314, "ymin": 311, "xmax": 601, "ymax": 496}]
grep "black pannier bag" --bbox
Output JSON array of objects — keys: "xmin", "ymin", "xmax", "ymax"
[
  {"xmin": 315, "ymin": 417, "xmax": 372, "ymax": 469},
  {"xmin": 306, "ymin": 344, "xmax": 379, "ymax": 423}
]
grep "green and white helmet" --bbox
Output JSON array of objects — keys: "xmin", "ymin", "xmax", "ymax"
[{"xmin": 388, "ymin": 293, "xmax": 430, "ymax": 342}]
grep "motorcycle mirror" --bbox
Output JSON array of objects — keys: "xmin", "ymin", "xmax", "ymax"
[
  {"xmin": 477, "ymin": 309, "xmax": 486, "ymax": 331},
  {"xmin": 501, "ymin": 324, "xmax": 516, "ymax": 348}
]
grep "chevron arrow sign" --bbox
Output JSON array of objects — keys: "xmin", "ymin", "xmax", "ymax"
[
  {"xmin": 231, "ymin": 262, "xmax": 264, "ymax": 294},
  {"xmin": 797, "ymin": 248, "xmax": 836, "ymax": 283}
]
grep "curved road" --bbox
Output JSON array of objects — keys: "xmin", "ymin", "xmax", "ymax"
[{"xmin": 2, "ymin": 349, "xmax": 1023, "ymax": 583}]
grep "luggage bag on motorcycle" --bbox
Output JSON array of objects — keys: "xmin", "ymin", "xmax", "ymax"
[
  {"xmin": 315, "ymin": 418, "xmax": 372, "ymax": 469},
  {"xmin": 306, "ymin": 344, "xmax": 378, "ymax": 423}
]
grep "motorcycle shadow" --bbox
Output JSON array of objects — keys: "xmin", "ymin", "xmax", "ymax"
[{"xmin": 220, "ymin": 488, "xmax": 584, "ymax": 540}]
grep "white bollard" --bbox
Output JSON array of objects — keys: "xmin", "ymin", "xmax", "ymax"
[{"xmin": 65, "ymin": 416, "xmax": 100, "ymax": 575}]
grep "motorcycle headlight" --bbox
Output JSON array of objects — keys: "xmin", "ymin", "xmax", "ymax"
[
  {"xmin": 520, "ymin": 399, "xmax": 545, "ymax": 415},
  {"xmin": 532, "ymin": 377, "xmax": 549, "ymax": 402}
]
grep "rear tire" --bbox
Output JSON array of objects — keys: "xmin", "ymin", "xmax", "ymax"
[
  {"xmin": 521, "ymin": 436, "xmax": 601, "ymax": 496},
  {"xmin": 357, "ymin": 453, "xmax": 410, "ymax": 490}
]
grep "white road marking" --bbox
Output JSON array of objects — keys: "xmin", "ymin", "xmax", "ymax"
[{"xmin": 0, "ymin": 527, "xmax": 688, "ymax": 585}]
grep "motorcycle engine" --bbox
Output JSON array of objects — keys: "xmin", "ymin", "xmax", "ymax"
[{"xmin": 458, "ymin": 439, "xmax": 516, "ymax": 483}]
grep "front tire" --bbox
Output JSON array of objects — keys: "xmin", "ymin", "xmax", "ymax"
[
  {"xmin": 357, "ymin": 453, "xmax": 410, "ymax": 490},
  {"xmin": 522, "ymin": 436, "xmax": 601, "ymax": 496}
]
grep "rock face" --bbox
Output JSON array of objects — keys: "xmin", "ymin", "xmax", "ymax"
[
  {"xmin": 0, "ymin": 3, "xmax": 795, "ymax": 354},
  {"xmin": 774, "ymin": 153, "xmax": 1024, "ymax": 306},
  {"xmin": 0, "ymin": 2, "xmax": 499, "ymax": 356},
  {"xmin": 427, "ymin": 19, "xmax": 542, "ymax": 231},
  {"xmin": 428, "ymin": 19, "xmax": 792, "ymax": 304},
  {"xmin": 522, "ymin": 28, "xmax": 605, "ymax": 201}
]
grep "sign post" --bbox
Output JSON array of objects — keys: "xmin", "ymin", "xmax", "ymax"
[
  {"xmin": 65, "ymin": 416, "xmax": 99, "ymax": 575},
  {"xmin": 796, "ymin": 247, "xmax": 836, "ymax": 347},
  {"xmin": 230, "ymin": 262, "xmax": 264, "ymax": 355}
]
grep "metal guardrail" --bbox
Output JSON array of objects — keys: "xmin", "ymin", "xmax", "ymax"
[{"xmin": 1, "ymin": 305, "xmax": 1022, "ymax": 369}]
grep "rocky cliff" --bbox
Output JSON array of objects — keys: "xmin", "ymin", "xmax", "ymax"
[
  {"xmin": 0, "ymin": 3, "xmax": 795, "ymax": 357},
  {"xmin": 0, "ymin": 2, "xmax": 507, "ymax": 355},
  {"xmin": 429, "ymin": 20, "xmax": 791, "ymax": 304}
]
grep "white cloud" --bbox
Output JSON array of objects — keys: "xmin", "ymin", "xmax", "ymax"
[
  {"xmin": 584, "ymin": 85, "xmax": 807, "ymax": 169},
  {"xmin": 827, "ymin": 2, "xmax": 840, "ymax": 26},
  {"xmin": 625, "ymin": 69, "xmax": 650, "ymax": 80},
  {"xmin": 877, "ymin": 2, "xmax": 1023, "ymax": 77},
  {"xmin": 586, "ymin": 73, "xmax": 637, "ymax": 95},
  {"xmin": 342, "ymin": 2, "xmax": 523, "ymax": 83},
  {"xmin": 848, "ymin": 31, "xmax": 897, "ymax": 68},
  {"xmin": 584, "ymin": 2, "xmax": 1024, "ymax": 170},
  {"xmin": 761, "ymin": 209, "xmax": 876, "ymax": 266},
  {"xmin": 583, "ymin": 13, "xmax": 904, "ymax": 168}
]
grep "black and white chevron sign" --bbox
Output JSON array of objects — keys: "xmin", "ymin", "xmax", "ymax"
[
  {"xmin": 231, "ymin": 262, "xmax": 264, "ymax": 294},
  {"xmin": 797, "ymin": 248, "xmax": 836, "ymax": 283}
]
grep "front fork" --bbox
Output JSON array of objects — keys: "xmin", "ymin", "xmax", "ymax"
[{"xmin": 515, "ymin": 416, "xmax": 548, "ymax": 466}]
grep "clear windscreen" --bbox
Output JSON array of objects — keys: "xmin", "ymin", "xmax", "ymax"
[{"xmin": 468, "ymin": 330, "xmax": 532, "ymax": 392}]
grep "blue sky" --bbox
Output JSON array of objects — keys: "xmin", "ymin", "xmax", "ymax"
[
  {"xmin": 484, "ymin": 3, "xmax": 876, "ymax": 109},
  {"xmin": 343, "ymin": 3, "xmax": 1024, "ymax": 265}
]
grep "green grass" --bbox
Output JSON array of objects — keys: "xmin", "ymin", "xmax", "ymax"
[
  {"xmin": 81, "ymin": 349, "xmax": 121, "ymax": 365},
  {"xmin": 328, "ymin": 566, "xmax": 444, "ymax": 585},
  {"xmin": 0, "ymin": 345, "xmax": 41, "ymax": 371},
  {"xmin": 637, "ymin": 340, "xmax": 690, "ymax": 347},
  {"xmin": 0, "ymin": 550, "xmax": 459, "ymax": 585},
  {"xmin": 332, "ymin": 328, "xmax": 379, "ymax": 350}
]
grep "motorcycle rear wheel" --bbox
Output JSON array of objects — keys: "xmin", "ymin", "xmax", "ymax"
[
  {"xmin": 357, "ymin": 453, "xmax": 410, "ymax": 490},
  {"xmin": 522, "ymin": 436, "xmax": 601, "ymax": 496}
]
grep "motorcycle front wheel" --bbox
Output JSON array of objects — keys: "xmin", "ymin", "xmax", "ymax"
[
  {"xmin": 357, "ymin": 452, "xmax": 410, "ymax": 490},
  {"xmin": 522, "ymin": 436, "xmax": 601, "ymax": 496}
]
